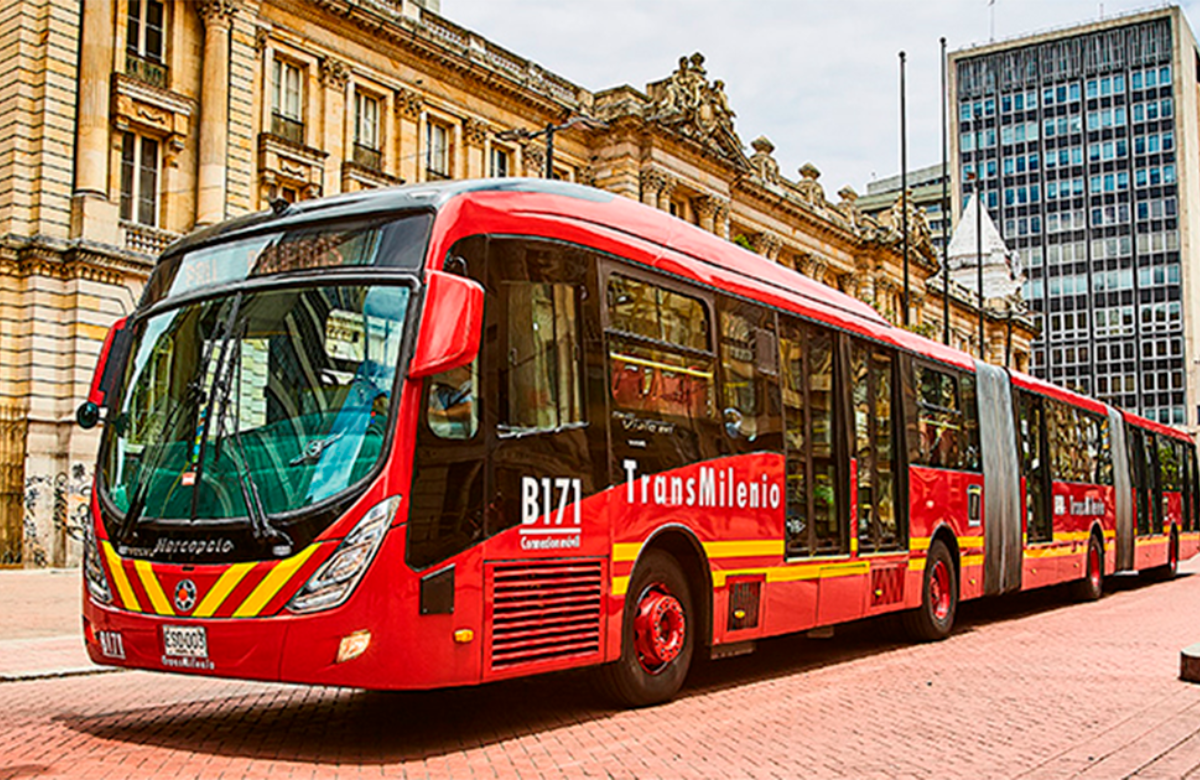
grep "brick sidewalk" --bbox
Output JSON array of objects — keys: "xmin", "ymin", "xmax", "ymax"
[
  {"xmin": 1, "ymin": 560, "xmax": 1200, "ymax": 778},
  {"xmin": 0, "ymin": 569, "xmax": 115, "ymax": 681}
]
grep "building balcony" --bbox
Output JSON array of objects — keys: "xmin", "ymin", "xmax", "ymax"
[
  {"xmin": 270, "ymin": 113, "xmax": 305, "ymax": 146},
  {"xmin": 353, "ymin": 143, "xmax": 382, "ymax": 171},
  {"xmin": 121, "ymin": 220, "xmax": 179, "ymax": 257},
  {"xmin": 125, "ymin": 52, "xmax": 169, "ymax": 89}
]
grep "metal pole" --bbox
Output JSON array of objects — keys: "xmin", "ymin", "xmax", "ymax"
[
  {"xmin": 544, "ymin": 123, "xmax": 555, "ymax": 179},
  {"xmin": 941, "ymin": 37, "xmax": 950, "ymax": 346},
  {"xmin": 900, "ymin": 51, "xmax": 909, "ymax": 327},
  {"xmin": 976, "ymin": 110, "xmax": 985, "ymax": 361}
]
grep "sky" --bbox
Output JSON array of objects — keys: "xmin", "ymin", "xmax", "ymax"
[{"xmin": 444, "ymin": 0, "xmax": 1200, "ymax": 195}]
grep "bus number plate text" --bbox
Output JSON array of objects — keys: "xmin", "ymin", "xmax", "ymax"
[{"xmin": 163, "ymin": 625, "xmax": 208, "ymax": 658}]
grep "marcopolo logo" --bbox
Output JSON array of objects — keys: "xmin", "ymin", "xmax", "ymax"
[{"xmin": 173, "ymin": 579, "xmax": 197, "ymax": 613}]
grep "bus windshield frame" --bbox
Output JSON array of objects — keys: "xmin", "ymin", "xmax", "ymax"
[{"xmin": 96, "ymin": 212, "xmax": 432, "ymax": 563}]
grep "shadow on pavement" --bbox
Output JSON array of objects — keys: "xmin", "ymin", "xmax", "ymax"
[{"xmin": 58, "ymin": 569, "xmax": 1190, "ymax": 764}]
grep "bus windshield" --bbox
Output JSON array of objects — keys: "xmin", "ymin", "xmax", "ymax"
[{"xmin": 100, "ymin": 282, "xmax": 410, "ymax": 536}]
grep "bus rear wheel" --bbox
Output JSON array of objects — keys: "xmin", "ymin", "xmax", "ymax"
[
  {"xmin": 903, "ymin": 540, "xmax": 957, "ymax": 642},
  {"xmin": 1072, "ymin": 534, "xmax": 1104, "ymax": 601},
  {"xmin": 596, "ymin": 549, "xmax": 694, "ymax": 708}
]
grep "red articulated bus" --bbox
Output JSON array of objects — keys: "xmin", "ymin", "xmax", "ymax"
[{"xmin": 79, "ymin": 180, "xmax": 1200, "ymax": 706}]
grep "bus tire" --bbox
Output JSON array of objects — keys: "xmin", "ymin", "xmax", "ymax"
[
  {"xmin": 596, "ymin": 549, "xmax": 694, "ymax": 708},
  {"xmin": 903, "ymin": 540, "xmax": 957, "ymax": 642},
  {"xmin": 1072, "ymin": 534, "xmax": 1104, "ymax": 601}
]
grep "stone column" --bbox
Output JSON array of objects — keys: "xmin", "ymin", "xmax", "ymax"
[
  {"xmin": 640, "ymin": 168, "xmax": 665, "ymax": 207},
  {"xmin": 394, "ymin": 87, "xmax": 422, "ymax": 184},
  {"xmin": 195, "ymin": 0, "xmax": 237, "ymax": 226},
  {"xmin": 463, "ymin": 118, "xmax": 488, "ymax": 179},
  {"xmin": 319, "ymin": 57, "xmax": 349, "ymax": 194},
  {"xmin": 71, "ymin": 0, "xmax": 120, "ymax": 243},
  {"xmin": 657, "ymin": 176, "xmax": 676, "ymax": 212},
  {"xmin": 694, "ymin": 195, "xmax": 717, "ymax": 233}
]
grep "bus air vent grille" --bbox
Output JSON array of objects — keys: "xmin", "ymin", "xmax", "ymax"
[{"xmin": 488, "ymin": 560, "xmax": 603, "ymax": 670}]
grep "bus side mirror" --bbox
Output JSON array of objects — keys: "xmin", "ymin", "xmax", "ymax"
[
  {"xmin": 77, "ymin": 317, "xmax": 130, "ymax": 429},
  {"xmin": 408, "ymin": 270, "xmax": 484, "ymax": 379}
]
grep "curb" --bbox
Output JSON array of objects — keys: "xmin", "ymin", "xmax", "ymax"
[{"xmin": 0, "ymin": 665, "xmax": 125, "ymax": 683}]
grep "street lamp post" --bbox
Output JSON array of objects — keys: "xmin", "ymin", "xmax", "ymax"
[
  {"xmin": 975, "ymin": 109, "xmax": 985, "ymax": 361},
  {"xmin": 496, "ymin": 115, "xmax": 608, "ymax": 179}
]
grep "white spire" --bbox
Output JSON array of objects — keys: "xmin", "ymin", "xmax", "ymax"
[
  {"xmin": 945, "ymin": 193, "xmax": 1024, "ymax": 301},
  {"xmin": 947, "ymin": 193, "xmax": 1010, "ymax": 268}
]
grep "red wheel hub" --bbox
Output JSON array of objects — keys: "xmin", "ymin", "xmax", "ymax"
[
  {"xmin": 930, "ymin": 561, "xmax": 951, "ymax": 622},
  {"xmin": 633, "ymin": 588, "xmax": 686, "ymax": 671},
  {"xmin": 1089, "ymin": 545, "xmax": 1101, "ymax": 589}
]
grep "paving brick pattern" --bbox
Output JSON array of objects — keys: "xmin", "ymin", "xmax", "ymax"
[{"xmin": 3, "ymin": 562, "xmax": 1200, "ymax": 779}]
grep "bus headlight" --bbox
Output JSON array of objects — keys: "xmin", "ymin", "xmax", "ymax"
[
  {"xmin": 83, "ymin": 524, "xmax": 112, "ymax": 605},
  {"xmin": 288, "ymin": 496, "xmax": 399, "ymax": 614}
]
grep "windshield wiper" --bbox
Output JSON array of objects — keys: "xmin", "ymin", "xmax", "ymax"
[
  {"xmin": 117, "ymin": 307, "xmax": 227, "ymax": 544},
  {"xmin": 208, "ymin": 326, "xmax": 292, "ymax": 552}
]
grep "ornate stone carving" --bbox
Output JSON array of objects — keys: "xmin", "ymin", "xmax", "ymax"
[
  {"xmin": 521, "ymin": 143, "xmax": 545, "ymax": 177},
  {"xmin": 254, "ymin": 27, "xmax": 270, "ymax": 53},
  {"xmin": 888, "ymin": 188, "xmax": 932, "ymax": 249},
  {"xmin": 576, "ymin": 164, "xmax": 597, "ymax": 187},
  {"xmin": 394, "ymin": 87, "xmax": 423, "ymax": 121},
  {"xmin": 640, "ymin": 167, "xmax": 668, "ymax": 197},
  {"xmin": 796, "ymin": 163, "xmax": 825, "ymax": 206},
  {"xmin": 646, "ymin": 53, "xmax": 744, "ymax": 162},
  {"xmin": 692, "ymin": 194, "xmax": 718, "ymax": 222},
  {"xmin": 751, "ymin": 231, "xmax": 783, "ymax": 261},
  {"xmin": 463, "ymin": 117, "xmax": 490, "ymax": 148},
  {"xmin": 197, "ymin": 0, "xmax": 237, "ymax": 28},
  {"xmin": 319, "ymin": 58, "xmax": 351, "ymax": 90},
  {"xmin": 749, "ymin": 136, "xmax": 779, "ymax": 184},
  {"xmin": 836, "ymin": 185, "xmax": 864, "ymax": 231}
]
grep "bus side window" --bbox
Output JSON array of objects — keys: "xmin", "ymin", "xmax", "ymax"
[
  {"xmin": 718, "ymin": 298, "xmax": 780, "ymax": 451},
  {"xmin": 427, "ymin": 358, "xmax": 478, "ymax": 440}
]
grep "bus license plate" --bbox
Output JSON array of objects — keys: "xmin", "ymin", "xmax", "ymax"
[{"xmin": 162, "ymin": 625, "xmax": 208, "ymax": 658}]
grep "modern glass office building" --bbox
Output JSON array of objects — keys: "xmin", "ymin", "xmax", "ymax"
[{"xmin": 950, "ymin": 7, "xmax": 1200, "ymax": 427}]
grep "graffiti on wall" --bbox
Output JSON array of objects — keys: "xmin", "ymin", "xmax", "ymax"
[{"xmin": 22, "ymin": 463, "xmax": 93, "ymax": 568}]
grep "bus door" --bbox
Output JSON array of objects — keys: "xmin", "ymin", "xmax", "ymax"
[
  {"xmin": 1131, "ymin": 426, "xmax": 1151, "ymax": 538},
  {"xmin": 1146, "ymin": 432, "xmax": 1164, "ymax": 535},
  {"xmin": 777, "ymin": 316, "xmax": 843, "ymax": 630},
  {"xmin": 1018, "ymin": 391, "xmax": 1052, "ymax": 546},
  {"xmin": 602, "ymin": 266, "xmax": 722, "ymax": 513},
  {"xmin": 478, "ymin": 238, "xmax": 609, "ymax": 679},
  {"xmin": 849, "ymin": 339, "xmax": 903, "ymax": 558}
]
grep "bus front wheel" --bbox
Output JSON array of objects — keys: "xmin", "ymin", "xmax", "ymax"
[
  {"xmin": 903, "ymin": 539, "xmax": 957, "ymax": 642},
  {"xmin": 597, "ymin": 549, "xmax": 694, "ymax": 708}
]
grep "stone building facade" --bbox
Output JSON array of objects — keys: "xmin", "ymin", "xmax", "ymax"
[{"xmin": 0, "ymin": 0, "xmax": 1034, "ymax": 567}]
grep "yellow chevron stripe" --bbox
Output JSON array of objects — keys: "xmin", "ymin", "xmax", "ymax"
[
  {"xmin": 959, "ymin": 536, "xmax": 984, "ymax": 548},
  {"xmin": 612, "ymin": 575, "xmax": 630, "ymax": 596},
  {"xmin": 703, "ymin": 540, "xmax": 785, "ymax": 559},
  {"xmin": 232, "ymin": 545, "xmax": 318, "ymax": 617},
  {"xmin": 1136, "ymin": 537, "xmax": 1170, "ymax": 547},
  {"xmin": 135, "ymin": 559, "xmax": 174, "ymax": 616},
  {"xmin": 193, "ymin": 561, "xmax": 256, "ymax": 618},
  {"xmin": 962, "ymin": 554, "xmax": 984, "ymax": 567},
  {"xmin": 909, "ymin": 558, "xmax": 926, "ymax": 571},
  {"xmin": 911, "ymin": 537, "xmax": 931, "ymax": 551},
  {"xmin": 101, "ymin": 541, "xmax": 141, "ymax": 613}
]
